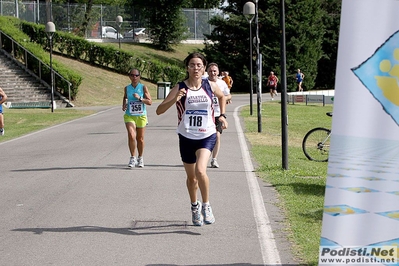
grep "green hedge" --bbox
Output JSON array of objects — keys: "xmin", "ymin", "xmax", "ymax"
[
  {"xmin": 22, "ymin": 20, "xmax": 186, "ymax": 86},
  {"xmin": 0, "ymin": 16, "xmax": 186, "ymax": 101}
]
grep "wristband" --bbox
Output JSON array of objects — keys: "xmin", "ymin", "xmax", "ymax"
[
  {"xmin": 139, "ymin": 97, "xmax": 143, "ymax": 102},
  {"xmin": 220, "ymin": 114, "xmax": 227, "ymax": 119}
]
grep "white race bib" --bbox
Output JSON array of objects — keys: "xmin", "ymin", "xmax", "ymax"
[
  {"xmin": 184, "ymin": 109, "xmax": 209, "ymax": 132},
  {"xmin": 129, "ymin": 101, "xmax": 144, "ymax": 115}
]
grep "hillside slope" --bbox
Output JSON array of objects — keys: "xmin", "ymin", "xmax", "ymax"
[
  {"xmin": 54, "ymin": 55, "xmax": 158, "ymax": 107},
  {"xmin": 53, "ymin": 43, "xmax": 204, "ymax": 107}
]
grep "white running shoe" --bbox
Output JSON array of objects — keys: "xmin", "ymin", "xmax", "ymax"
[
  {"xmin": 191, "ymin": 201, "xmax": 203, "ymax": 226},
  {"xmin": 0, "ymin": 128, "xmax": 4, "ymax": 136},
  {"xmin": 137, "ymin": 157, "xmax": 144, "ymax": 168},
  {"xmin": 210, "ymin": 158, "xmax": 219, "ymax": 168},
  {"xmin": 202, "ymin": 203, "xmax": 215, "ymax": 224},
  {"xmin": 128, "ymin": 156, "xmax": 136, "ymax": 168}
]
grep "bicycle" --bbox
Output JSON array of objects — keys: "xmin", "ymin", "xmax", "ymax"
[{"xmin": 302, "ymin": 112, "xmax": 332, "ymax": 162}]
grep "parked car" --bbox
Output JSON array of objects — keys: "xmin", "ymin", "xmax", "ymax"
[
  {"xmin": 102, "ymin": 26, "xmax": 123, "ymax": 39},
  {"xmin": 124, "ymin": 28, "xmax": 146, "ymax": 38}
]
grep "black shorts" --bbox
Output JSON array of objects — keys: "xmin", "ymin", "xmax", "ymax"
[{"xmin": 178, "ymin": 133, "xmax": 217, "ymax": 164}]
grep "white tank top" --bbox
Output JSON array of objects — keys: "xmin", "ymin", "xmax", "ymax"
[
  {"xmin": 176, "ymin": 80, "xmax": 216, "ymax": 139},
  {"xmin": 210, "ymin": 78, "xmax": 229, "ymax": 117}
]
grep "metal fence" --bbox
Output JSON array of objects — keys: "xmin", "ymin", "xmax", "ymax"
[{"xmin": 0, "ymin": 1, "xmax": 219, "ymax": 40}]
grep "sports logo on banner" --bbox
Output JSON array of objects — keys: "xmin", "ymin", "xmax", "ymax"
[
  {"xmin": 319, "ymin": 0, "xmax": 399, "ymax": 265},
  {"xmin": 353, "ymin": 32, "xmax": 399, "ymax": 125}
]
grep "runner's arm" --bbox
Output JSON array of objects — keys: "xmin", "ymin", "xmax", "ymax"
[
  {"xmin": 156, "ymin": 85, "xmax": 184, "ymax": 115},
  {"xmin": 122, "ymin": 86, "xmax": 127, "ymax": 111}
]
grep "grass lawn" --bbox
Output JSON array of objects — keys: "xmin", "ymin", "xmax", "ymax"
[
  {"xmin": 0, "ymin": 108, "xmax": 95, "ymax": 142},
  {"xmin": 242, "ymin": 101, "xmax": 333, "ymax": 265}
]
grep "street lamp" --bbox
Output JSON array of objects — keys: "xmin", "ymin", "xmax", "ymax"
[
  {"xmin": 280, "ymin": 0, "xmax": 288, "ymax": 169},
  {"xmin": 116, "ymin": 15, "xmax": 123, "ymax": 49},
  {"xmin": 45, "ymin": 21, "xmax": 55, "ymax": 113},
  {"xmin": 254, "ymin": 0, "xmax": 262, "ymax": 133},
  {"xmin": 243, "ymin": 2, "xmax": 255, "ymax": 116}
]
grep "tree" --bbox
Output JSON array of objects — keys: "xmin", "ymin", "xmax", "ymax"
[
  {"xmin": 46, "ymin": 0, "xmax": 52, "ymax": 22},
  {"xmin": 203, "ymin": 0, "xmax": 326, "ymax": 92},
  {"xmin": 182, "ymin": 0, "xmax": 223, "ymax": 9},
  {"xmin": 130, "ymin": 0, "xmax": 189, "ymax": 51},
  {"xmin": 55, "ymin": 0, "xmax": 128, "ymax": 37},
  {"xmin": 74, "ymin": 0, "xmax": 94, "ymax": 37},
  {"xmin": 203, "ymin": 12, "xmax": 250, "ymax": 93},
  {"xmin": 315, "ymin": 0, "xmax": 341, "ymax": 89},
  {"xmin": 283, "ymin": 0, "xmax": 324, "ymax": 91}
]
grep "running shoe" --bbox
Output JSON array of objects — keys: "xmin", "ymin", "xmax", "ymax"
[
  {"xmin": 202, "ymin": 203, "xmax": 215, "ymax": 224},
  {"xmin": 0, "ymin": 128, "xmax": 4, "ymax": 136},
  {"xmin": 191, "ymin": 201, "xmax": 203, "ymax": 226},
  {"xmin": 137, "ymin": 157, "xmax": 144, "ymax": 168},
  {"xmin": 128, "ymin": 156, "xmax": 136, "ymax": 168},
  {"xmin": 210, "ymin": 158, "xmax": 219, "ymax": 168}
]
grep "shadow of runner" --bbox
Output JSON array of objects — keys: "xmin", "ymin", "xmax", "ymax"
[
  {"xmin": 10, "ymin": 164, "xmax": 184, "ymax": 172},
  {"xmin": 12, "ymin": 220, "xmax": 201, "ymax": 236},
  {"xmin": 146, "ymin": 263, "xmax": 300, "ymax": 266}
]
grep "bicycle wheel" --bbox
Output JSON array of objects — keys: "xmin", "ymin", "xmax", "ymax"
[{"xmin": 302, "ymin": 127, "xmax": 331, "ymax": 162}]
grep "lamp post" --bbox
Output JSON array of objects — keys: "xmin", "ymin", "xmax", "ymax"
[
  {"xmin": 280, "ymin": 0, "xmax": 288, "ymax": 169},
  {"xmin": 116, "ymin": 15, "xmax": 123, "ymax": 49},
  {"xmin": 45, "ymin": 21, "xmax": 55, "ymax": 113},
  {"xmin": 243, "ymin": 2, "xmax": 255, "ymax": 116},
  {"xmin": 254, "ymin": 0, "xmax": 262, "ymax": 132}
]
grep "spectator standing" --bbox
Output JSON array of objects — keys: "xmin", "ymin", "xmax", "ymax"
[
  {"xmin": 122, "ymin": 69, "xmax": 152, "ymax": 168},
  {"xmin": 295, "ymin": 69, "xmax": 305, "ymax": 91},
  {"xmin": 0, "ymin": 87, "xmax": 8, "ymax": 136},
  {"xmin": 267, "ymin": 71, "xmax": 279, "ymax": 100},
  {"xmin": 207, "ymin": 63, "xmax": 232, "ymax": 168},
  {"xmin": 222, "ymin": 71, "xmax": 233, "ymax": 90},
  {"xmin": 222, "ymin": 71, "xmax": 233, "ymax": 104},
  {"xmin": 156, "ymin": 52, "xmax": 228, "ymax": 226}
]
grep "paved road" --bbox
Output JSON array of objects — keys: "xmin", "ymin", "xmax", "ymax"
[{"xmin": 0, "ymin": 93, "xmax": 299, "ymax": 266}]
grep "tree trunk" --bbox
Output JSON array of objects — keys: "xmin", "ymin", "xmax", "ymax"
[
  {"xmin": 75, "ymin": 0, "xmax": 94, "ymax": 37},
  {"xmin": 45, "ymin": 0, "xmax": 52, "ymax": 22}
]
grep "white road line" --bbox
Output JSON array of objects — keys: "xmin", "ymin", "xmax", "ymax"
[{"xmin": 234, "ymin": 105, "xmax": 282, "ymax": 266}]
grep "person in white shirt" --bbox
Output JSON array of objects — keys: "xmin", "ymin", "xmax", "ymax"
[
  {"xmin": 156, "ymin": 52, "xmax": 228, "ymax": 226},
  {"xmin": 206, "ymin": 63, "xmax": 232, "ymax": 168}
]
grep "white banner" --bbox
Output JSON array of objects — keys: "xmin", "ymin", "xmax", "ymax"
[{"xmin": 319, "ymin": 0, "xmax": 399, "ymax": 265}]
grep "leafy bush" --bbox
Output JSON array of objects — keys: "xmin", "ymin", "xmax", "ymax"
[{"xmin": 21, "ymin": 20, "xmax": 185, "ymax": 85}]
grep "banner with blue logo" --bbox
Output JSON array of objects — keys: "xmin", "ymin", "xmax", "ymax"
[{"xmin": 319, "ymin": 0, "xmax": 399, "ymax": 265}]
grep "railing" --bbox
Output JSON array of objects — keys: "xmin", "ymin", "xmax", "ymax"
[{"xmin": 0, "ymin": 30, "xmax": 73, "ymax": 104}]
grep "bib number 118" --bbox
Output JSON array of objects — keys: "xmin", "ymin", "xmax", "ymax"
[{"xmin": 189, "ymin": 115, "xmax": 203, "ymax": 127}]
